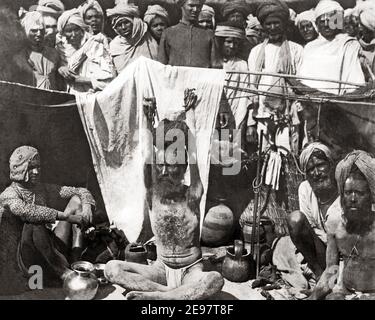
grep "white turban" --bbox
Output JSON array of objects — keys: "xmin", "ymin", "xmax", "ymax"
[
  {"xmin": 143, "ymin": 4, "xmax": 169, "ymax": 25},
  {"xmin": 215, "ymin": 25, "xmax": 246, "ymax": 39},
  {"xmin": 199, "ymin": 4, "xmax": 216, "ymax": 27},
  {"xmin": 79, "ymin": 0, "xmax": 104, "ymax": 18},
  {"xmin": 315, "ymin": 0, "xmax": 344, "ymax": 19},
  {"xmin": 247, "ymin": 14, "xmax": 260, "ymax": 29},
  {"xmin": 299, "ymin": 142, "xmax": 334, "ymax": 173},
  {"xmin": 289, "ymin": 8, "xmax": 297, "ymax": 22},
  {"xmin": 57, "ymin": 8, "xmax": 88, "ymax": 33},
  {"xmin": 35, "ymin": 0, "xmax": 64, "ymax": 17},
  {"xmin": 358, "ymin": 2, "xmax": 375, "ymax": 32},
  {"xmin": 344, "ymin": 8, "xmax": 354, "ymax": 18},
  {"xmin": 295, "ymin": 10, "xmax": 318, "ymax": 31},
  {"xmin": 20, "ymin": 10, "xmax": 45, "ymax": 36},
  {"xmin": 106, "ymin": 4, "xmax": 140, "ymax": 18}
]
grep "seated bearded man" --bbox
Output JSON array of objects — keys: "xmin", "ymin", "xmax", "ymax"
[
  {"xmin": 287, "ymin": 142, "xmax": 341, "ymax": 278},
  {"xmin": 104, "ymin": 99, "xmax": 224, "ymax": 300},
  {"xmin": 0, "ymin": 146, "xmax": 95, "ymax": 294},
  {"xmin": 310, "ymin": 151, "xmax": 375, "ymax": 300}
]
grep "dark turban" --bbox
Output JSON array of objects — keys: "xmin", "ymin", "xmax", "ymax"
[
  {"xmin": 256, "ymin": 0, "xmax": 290, "ymax": 25},
  {"xmin": 222, "ymin": 0, "xmax": 251, "ymax": 19}
]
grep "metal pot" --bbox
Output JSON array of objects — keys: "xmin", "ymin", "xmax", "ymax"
[
  {"xmin": 125, "ymin": 243, "xmax": 148, "ymax": 264},
  {"xmin": 63, "ymin": 261, "xmax": 99, "ymax": 300}
]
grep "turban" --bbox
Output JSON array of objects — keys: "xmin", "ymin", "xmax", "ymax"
[
  {"xmin": 358, "ymin": 2, "xmax": 375, "ymax": 32},
  {"xmin": 35, "ymin": 0, "xmax": 65, "ymax": 17},
  {"xmin": 295, "ymin": 9, "xmax": 317, "ymax": 31},
  {"xmin": 289, "ymin": 8, "xmax": 297, "ymax": 22},
  {"xmin": 9, "ymin": 146, "xmax": 40, "ymax": 182},
  {"xmin": 335, "ymin": 150, "xmax": 375, "ymax": 201},
  {"xmin": 57, "ymin": 9, "xmax": 88, "ymax": 33},
  {"xmin": 79, "ymin": 0, "xmax": 104, "ymax": 18},
  {"xmin": 222, "ymin": 0, "xmax": 250, "ymax": 19},
  {"xmin": 106, "ymin": 4, "xmax": 140, "ymax": 19},
  {"xmin": 299, "ymin": 142, "xmax": 333, "ymax": 173},
  {"xmin": 256, "ymin": 0, "xmax": 290, "ymax": 25},
  {"xmin": 215, "ymin": 25, "xmax": 246, "ymax": 39},
  {"xmin": 247, "ymin": 14, "xmax": 260, "ymax": 29},
  {"xmin": 143, "ymin": 4, "xmax": 169, "ymax": 26},
  {"xmin": 20, "ymin": 10, "xmax": 45, "ymax": 36},
  {"xmin": 314, "ymin": 0, "xmax": 344, "ymax": 19},
  {"xmin": 344, "ymin": 8, "xmax": 354, "ymax": 18}
]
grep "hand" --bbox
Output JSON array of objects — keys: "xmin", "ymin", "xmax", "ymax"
[
  {"xmin": 184, "ymin": 88, "xmax": 197, "ymax": 112},
  {"xmin": 58, "ymin": 66, "xmax": 77, "ymax": 82},
  {"xmin": 246, "ymin": 125, "xmax": 258, "ymax": 145},
  {"xmin": 219, "ymin": 112, "xmax": 229, "ymax": 128}
]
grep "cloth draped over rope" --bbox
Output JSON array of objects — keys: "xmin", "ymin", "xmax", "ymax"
[{"xmin": 76, "ymin": 57, "xmax": 225, "ymax": 242}]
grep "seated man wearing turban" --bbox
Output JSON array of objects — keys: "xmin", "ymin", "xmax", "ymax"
[
  {"xmin": 310, "ymin": 151, "xmax": 375, "ymax": 300},
  {"xmin": 287, "ymin": 143, "xmax": 341, "ymax": 278},
  {"xmin": 357, "ymin": 2, "xmax": 375, "ymax": 82},
  {"xmin": 107, "ymin": 3, "xmax": 158, "ymax": 73},
  {"xmin": 0, "ymin": 146, "xmax": 95, "ymax": 294},
  {"xmin": 158, "ymin": 0, "xmax": 216, "ymax": 68},
  {"xmin": 298, "ymin": 0, "xmax": 365, "ymax": 94},
  {"xmin": 246, "ymin": 0, "xmax": 303, "ymax": 154},
  {"xmin": 19, "ymin": 9, "xmax": 62, "ymax": 90},
  {"xmin": 79, "ymin": 0, "xmax": 105, "ymax": 36},
  {"xmin": 295, "ymin": 10, "xmax": 319, "ymax": 45},
  {"xmin": 143, "ymin": 4, "xmax": 169, "ymax": 44},
  {"xmin": 198, "ymin": 4, "xmax": 215, "ymax": 30}
]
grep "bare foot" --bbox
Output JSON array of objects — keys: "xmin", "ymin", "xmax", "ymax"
[{"xmin": 126, "ymin": 291, "xmax": 160, "ymax": 300}]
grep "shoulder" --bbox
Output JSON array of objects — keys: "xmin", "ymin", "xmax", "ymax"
[
  {"xmin": 0, "ymin": 185, "xmax": 19, "ymax": 202},
  {"xmin": 298, "ymin": 180, "xmax": 312, "ymax": 195}
]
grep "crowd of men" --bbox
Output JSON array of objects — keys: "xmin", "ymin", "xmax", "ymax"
[{"xmin": 2, "ymin": 0, "xmax": 375, "ymax": 300}]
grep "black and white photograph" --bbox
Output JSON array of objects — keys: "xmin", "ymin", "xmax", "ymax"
[{"xmin": 0, "ymin": 0, "xmax": 374, "ymax": 306}]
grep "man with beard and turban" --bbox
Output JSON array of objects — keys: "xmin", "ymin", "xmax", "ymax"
[
  {"xmin": 221, "ymin": 0, "xmax": 250, "ymax": 29},
  {"xmin": 298, "ymin": 0, "xmax": 365, "ymax": 94},
  {"xmin": 79, "ymin": 0, "xmax": 105, "ymax": 36},
  {"xmin": 295, "ymin": 10, "xmax": 319, "ymax": 45},
  {"xmin": 158, "ymin": 0, "xmax": 216, "ymax": 68},
  {"xmin": 309, "ymin": 151, "xmax": 375, "ymax": 300},
  {"xmin": 357, "ymin": 2, "xmax": 375, "ymax": 82},
  {"xmin": 107, "ymin": 3, "xmax": 158, "ymax": 72},
  {"xmin": 0, "ymin": 146, "xmax": 95, "ymax": 294},
  {"xmin": 104, "ymin": 98, "xmax": 224, "ymax": 300},
  {"xmin": 287, "ymin": 143, "xmax": 341, "ymax": 278},
  {"xmin": 246, "ymin": 0, "xmax": 303, "ymax": 154},
  {"xmin": 19, "ymin": 9, "xmax": 61, "ymax": 90},
  {"xmin": 143, "ymin": 4, "xmax": 170, "ymax": 44},
  {"xmin": 36, "ymin": 0, "xmax": 65, "ymax": 47},
  {"xmin": 56, "ymin": 8, "xmax": 116, "ymax": 93},
  {"xmin": 198, "ymin": 4, "xmax": 215, "ymax": 30}
]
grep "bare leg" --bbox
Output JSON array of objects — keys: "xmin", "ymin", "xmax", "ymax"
[
  {"xmin": 105, "ymin": 260, "xmax": 168, "ymax": 292},
  {"xmin": 126, "ymin": 262, "xmax": 224, "ymax": 300},
  {"xmin": 287, "ymin": 211, "xmax": 326, "ymax": 277}
]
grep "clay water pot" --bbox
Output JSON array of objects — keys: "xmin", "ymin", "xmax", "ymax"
[
  {"xmin": 125, "ymin": 243, "xmax": 148, "ymax": 264},
  {"xmin": 63, "ymin": 261, "xmax": 99, "ymax": 300},
  {"xmin": 222, "ymin": 240, "xmax": 255, "ymax": 282}
]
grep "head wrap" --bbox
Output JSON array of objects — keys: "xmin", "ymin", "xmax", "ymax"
[
  {"xmin": 143, "ymin": 4, "xmax": 169, "ymax": 26},
  {"xmin": 335, "ymin": 150, "xmax": 375, "ymax": 201},
  {"xmin": 215, "ymin": 24, "xmax": 246, "ymax": 39},
  {"xmin": 295, "ymin": 9, "xmax": 318, "ymax": 31},
  {"xmin": 222, "ymin": 0, "xmax": 250, "ymax": 20},
  {"xmin": 256, "ymin": 0, "xmax": 290, "ymax": 25},
  {"xmin": 106, "ymin": 3, "xmax": 140, "ymax": 21},
  {"xmin": 9, "ymin": 146, "xmax": 40, "ymax": 182},
  {"xmin": 314, "ymin": 0, "xmax": 344, "ymax": 19},
  {"xmin": 289, "ymin": 8, "xmax": 297, "ymax": 22},
  {"xmin": 299, "ymin": 142, "xmax": 333, "ymax": 173},
  {"xmin": 247, "ymin": 14, "xmax": 260, "ymax": 27},
  {"xmin": 19, "ymin": 9, "xmax": 45, "ymax": 36},
  {"xmin": 57, "ymin": 8, "xmax": 88, "ymax": 33},
  {"xmin": 344, "ymin": 8, "xmax": 354, "ymax": 18},
  {"xmin": 199, "ymin": 4, "xmax": 216, "ymax": 27},
  {"xmin": 79, "ymin": 0, "xmax": 104, "ymax": 18},
  {"xmin": 358, "ymin": 2, "xmax": 375, "ymax": 32},
  {"xmin": 35, "ymin": 0, "xmax": 65, "ymax": 18}
]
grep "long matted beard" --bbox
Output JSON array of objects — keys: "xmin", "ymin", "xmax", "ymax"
[{"xmin": 344, "ymin": 211, "xmax": 374, "ymax": 235}]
